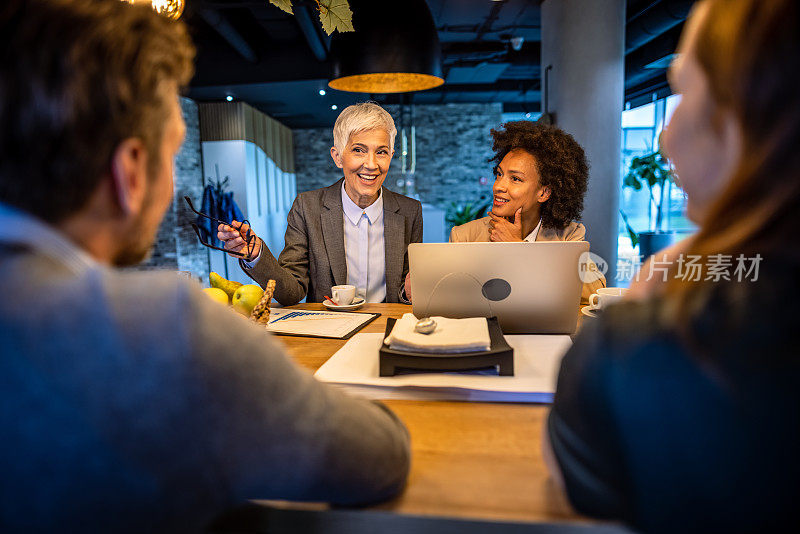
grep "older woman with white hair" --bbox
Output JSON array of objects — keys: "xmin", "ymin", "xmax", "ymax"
[{"xmin": 218, "ymin": 102, "xmax": 423, "ymax": 305}]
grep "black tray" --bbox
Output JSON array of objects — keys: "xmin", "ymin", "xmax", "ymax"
[{"xmin": 379, "ymin": 317, "xmax": 514, "ymax": 377}]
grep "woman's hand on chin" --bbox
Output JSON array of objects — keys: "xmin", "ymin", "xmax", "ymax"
[{"xmin": 488, "ymin": 209, "xmax": 524, "ymax": 242}]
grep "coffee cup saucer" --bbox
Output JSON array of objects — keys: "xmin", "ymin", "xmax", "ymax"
[
  {"xmin": 323, "ymin": 297, "xmax": 366, "ymax": 311},
  {"xmin": 580, "ymin": 305, "xmax": 601, "ymax": 318}
]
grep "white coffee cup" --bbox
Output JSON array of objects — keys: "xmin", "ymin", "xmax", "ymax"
[
  {"xmin": 588, "ymin": 287, "xmax": 629, "ymax": 310},
  {"xmin": 331, "ymin": 285, "xmax": 357, "ymax": 305}
]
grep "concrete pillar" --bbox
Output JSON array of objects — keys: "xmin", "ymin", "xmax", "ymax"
[{"xmin": 541, "ymin": 0, "xmax": 625, "ymax": 283}]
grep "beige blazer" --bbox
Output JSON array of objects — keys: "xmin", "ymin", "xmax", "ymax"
[{"xmin": 450, "ymin": 217, "xmax": 606, "ymax": 305}]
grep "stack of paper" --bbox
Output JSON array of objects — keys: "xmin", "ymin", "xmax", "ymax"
[
  {"xmin": 265, "ymin": 308, "xmax": 376, "ymax": 338},
  {"xmin": 314, "ymin": 333, "xmax": 573, "ymax": 403}
]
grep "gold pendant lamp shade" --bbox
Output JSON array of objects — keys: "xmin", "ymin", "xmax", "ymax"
[
  {"xmin": 122, "ymin": 0, "xmax": 184, "ymax": 21},
  {"xmin": 328, "ymin": 0, "xmax": 444, "ymax": 94}
]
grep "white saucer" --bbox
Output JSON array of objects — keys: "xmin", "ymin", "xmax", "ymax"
[
  {"xmin": 323, "ymin": 297, "xmax": 366, "ymax": 311},
  {"xmin": 580, "ymin": 306, "xmax": 601, "ymax": 318}
]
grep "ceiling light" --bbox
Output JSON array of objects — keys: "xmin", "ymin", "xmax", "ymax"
[
  {"xmin": 328, "ymin": 0, "xmax": 443, "ymax": 94},
  {"xmin": 226, "ymin": 95, "xmax": 234, "ymax": 102},
  {"xmin": 319, "ymin": 89, "xmax": 326, "ymax": 96},
  {"xmin": 331, "ymin": 105, "xmax": 338, "ymax": 110},
  {"xmin": 121, "ymin": 0, "xmax": 184, "ymax": 21}
]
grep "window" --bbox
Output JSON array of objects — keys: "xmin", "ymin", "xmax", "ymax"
[{"xmin": 617, "ymin": 95, "xmax": 695, "ymax": 284}]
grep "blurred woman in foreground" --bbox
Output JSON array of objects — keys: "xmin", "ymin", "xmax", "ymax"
[{"xmin": 545, "ymin": 1, "xmax": 800, "ymax": 532}]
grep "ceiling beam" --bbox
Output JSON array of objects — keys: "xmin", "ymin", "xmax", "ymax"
[
  {"xmin": 626, "ymin": 0, "xmax": 693, "ymax": 54},
  {"xmin": 294, "ymin": 3, "xmax": 328, "ymax": 61},
  {"xmin": 625, "ymin": 23, "xmax": 682, "ymax": 90},
  {"xmin": 476, "ymin": 0, "xmax": 507, "ymax": 41},
  {"xmin": 442, "ymin": 41, "xmax": 540, "ymax": 67},
  {"xmin": 197, "ymin": 7, "xmax": 258, "ymax": 63}
]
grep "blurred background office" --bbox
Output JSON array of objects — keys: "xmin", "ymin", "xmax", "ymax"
[{"xmin": 139, "ymin": 0, "xmax": 696, "ymax": 286}]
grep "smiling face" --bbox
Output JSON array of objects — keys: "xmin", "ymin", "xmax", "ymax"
[
  {"xmin": 492, "ymin": 148, "xmax": 550, "ymax": 220},
  {"xmin": 331, "ymin": 128, "xmax": 393, "ymax": 208},
  {"xmin": 661, "ymin": 2, "xmax": 742, "ymax": 224}
]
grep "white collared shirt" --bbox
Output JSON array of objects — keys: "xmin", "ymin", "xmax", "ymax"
[
  {"xmin": 341, "ymin": 184, "xmax": 386, "ymax": 303},
  {"xmin": 523, "ymin": 219, "xmax": 543, "ymax": 242}
]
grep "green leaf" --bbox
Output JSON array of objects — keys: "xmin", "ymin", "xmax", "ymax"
[
  {"xmin": 318, "ymin": 0, "xmax": 354, "ymax": 34},
  {"xmin": 446, "ymin": 200, "xmax": 491, "ymax": 226},
  {"xmin": 269, "ymin": 0, "xmax": 294, "ymax": 15},
  {"xmin": 619, "ymin": 210, "xmax": 639, "ymax": 248},
  {"xmin": 623, "ymin": 172, "xmax": 642, "ymax": 190},
  {"xmin": 629, "ymin": 228, "xmax": 639, "ymax": 248},
  {"xmin": 628, "ymin": 226, "xmax": 639, "ymax": 248}
]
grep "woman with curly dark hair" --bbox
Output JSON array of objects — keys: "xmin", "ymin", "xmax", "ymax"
[{"xmin": 449, "ymin": 120, "xmax": 606, "ymax": 302}]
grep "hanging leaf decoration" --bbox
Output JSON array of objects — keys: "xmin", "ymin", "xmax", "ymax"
[
  {"xmin": 269, "ymin": 0, "xmax": 293, "ymax": 15},
  {"xmin": 267, "ymin": 1, "xmax": 353, "ymax": 35},
  {"xmin": 317, "ymin": 0, "xmax": 355, "ymax": 34}
]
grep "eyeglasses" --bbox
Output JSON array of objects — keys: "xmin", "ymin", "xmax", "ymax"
[{"xmin": 184, "ymin": 196, "xmax": 257, "ymax": 259}]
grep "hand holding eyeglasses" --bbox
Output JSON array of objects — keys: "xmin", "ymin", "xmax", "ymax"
[
  {"xmin": 217, "ymin": 221, "xmax": 262, "ymax": 260},
  {"xmin": 183, "ymin": 196, "xmax": 260, "ymax": 260}
]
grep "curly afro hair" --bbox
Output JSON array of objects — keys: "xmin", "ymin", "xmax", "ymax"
[{"xmin": 489, "ymin": 121, "xmax": 589, "ymax": 230}]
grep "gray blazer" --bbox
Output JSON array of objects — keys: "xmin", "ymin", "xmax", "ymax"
[{"xmin": 243, "ymin": 179, "xmax": 423, "ymax": 306}]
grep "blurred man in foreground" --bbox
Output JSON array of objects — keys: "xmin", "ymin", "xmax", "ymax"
[{"xmin": 0, "ymin": 1, "xmax": 409, "ymax": 532}]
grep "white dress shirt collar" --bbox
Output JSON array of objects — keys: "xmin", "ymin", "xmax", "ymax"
[
  {"xmin": 523, "ymin": 219, "xmax": 543, "ymax": 242},
  {"xmin": 341, "ymin": 183, "xmax": 383, "ymax": 224}
]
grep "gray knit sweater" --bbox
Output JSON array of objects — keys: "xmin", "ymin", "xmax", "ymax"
[{"xmin": 0, "ymin": 202, "xmax": 410, "ymax": 533}]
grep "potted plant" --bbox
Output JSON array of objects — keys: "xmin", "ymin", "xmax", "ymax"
[
  {"xmin": 445, "ymin": 199, "xmax": 491, "ymax": 230},
  {"xmin": 620, "ymin": 147, "xmax": 676, "ymax": 258}
]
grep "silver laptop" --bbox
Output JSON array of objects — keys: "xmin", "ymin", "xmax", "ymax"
[{"xmin": 409, "ymin": 241, "xmax": 589, "ymax": 334}]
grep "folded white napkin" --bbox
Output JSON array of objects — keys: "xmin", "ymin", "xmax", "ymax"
[{"xmin": 384, "ymin": 313, "xmax": 491, "ymax": 353}]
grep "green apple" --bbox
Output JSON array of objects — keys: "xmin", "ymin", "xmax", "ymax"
[
  {"xmin": 232, "ymin": 284, "xmax": 264, "ymax": 316},
  {"xmin": 202, "ymin": 287, "xmax": 229, "ymax": 306}
]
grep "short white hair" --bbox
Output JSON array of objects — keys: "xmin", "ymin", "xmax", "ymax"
[{"xmin": 332, "ymin": 102, "xmax": 397, "ymax": 154}]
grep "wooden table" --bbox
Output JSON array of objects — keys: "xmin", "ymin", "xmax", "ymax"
[{"xmin": 270, "ymin": 303, "xmax": 587, "ymax": 525}]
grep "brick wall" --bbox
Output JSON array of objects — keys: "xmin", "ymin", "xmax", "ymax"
[
  {"xmin": 293, "ymin": 103, "xmax": 503, "ymax": 215},
  {"xmin": 139, "ymin": 97, "xmax": 210, "ymax": 283}
]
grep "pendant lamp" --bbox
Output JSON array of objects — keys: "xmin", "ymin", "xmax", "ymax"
[
  {"xmin": 122, "ymin": 1, "xmax": 184, "ymax": 21},
  {"xmin": 328, "ymin": 0, "xmax": 444, "ymax": 94}
]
